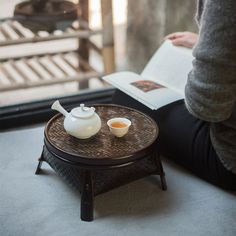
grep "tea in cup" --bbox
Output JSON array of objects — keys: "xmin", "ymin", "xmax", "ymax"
[{"xmin": 107, "ymin": 117, "xmax": 131, "ymax": 137}]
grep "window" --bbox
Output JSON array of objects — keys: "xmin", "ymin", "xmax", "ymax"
[
  {"xmin": 0, "ymin": 0, "xmax": 127, "ymax": 107},
  {"xmin": 0, "ymin": 0, "xmax": 197, "ymax": 129}
]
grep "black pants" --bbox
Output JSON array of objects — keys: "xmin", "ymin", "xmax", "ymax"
[{"xmin": 112, "ymin": 90, "xmax": 236, "ymax": 191}]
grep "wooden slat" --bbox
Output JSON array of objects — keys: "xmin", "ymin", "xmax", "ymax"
[
  {"xmin": 8, "ymin": 22, "xmax": 25, "ymax": 38},
  {"xmin": 0, "ymin": 30, "xmax": 6, "ymax": 41},
  {"xmin": 35, "ymin": 57, "xmax": 56, "ymax": 79},
  {"xmin": 78, "ymin": 0, "xmax": 89, "ymax": 66},
  {"xmin": 1, "ymin": 22, "xmax": 19, "ymax": 40},
  {"xmin": 0, "ymin": 69, "xmax": 11, "ymax": 86},
  {"xmin": 28, "ymin": 58, "xmax": 52, "ymax": 80},
  {"xmin": 37, "ymin": 31, "xmax": 50, "ymax": 37},
  {"xmin": 0, "ymin": 25, "xmax": 10, "ymax": 39},
  {"xmin": 65, "ymin": 28, "xmax": 75, "ymax": 33},
  {"xmin": 11, "ymin": 21, "xmax": 34, "ymax": 38},
  {"xmin": 49, "ymin": 57, "xmax": 70, "ymax": 76},
  {"xmin": 64, "ymin": 53, "xmax": 79, "ymax": 70},
  {"xmin": 14, "ymin": 60, "xmax": 39, "ymax": 82},
  {"xmin": 0, "ymin": 28, "xmax": 101, "ymax": 46},
  {"xmin": 77, "ymin": 0, "xmax": 90, "ymax": 89},
  {"xmin": 78, "ymin": 54, "xmax": 96, "ymax": 72},
  {"xmin": 46, "ymin": 55, "xmax": 69, "ymax": 76},
  {"xmin": 52, "ymin": 55, "xmax": 78, "ymax": 76},
  {"xmin": 66, "ymin": 52, "xmax": 96, "ymax": 72},
  {"xmin": 88, "ymin": 41, "xmax": 102, "ymax": 54},
  {"xmin": 71, "ymin": 21, "xmax": 80, "ymax": 29},
  {"xmin": 0, "ymin": 64, "xmax": 17, "ymax": 84},
  {"xmin": 73, "ymin": 19, "xmax": 88, "ymax": 30},
  {"xmin": 0, "ymin": 49, "xmax": 76, "ymax": 62},
  {"xmin": 0, "ymin": 71, "xmax": 104, "ymax": 92},
  {"xmin": 60, "ymin": 53, "xmax": 80, "ymax": 72},
  {"xmin": 40, "ymin": 56, "xmax": 66, "ymax": 78},
  {"xmin": 8, "ymin": 60, "xmax": 32, "ymax": 83},
  {"xmin": 101, "ymin": 0, "xmax": 115, "ymax": 73},
  {"xmin": 53, "ymin": 30, "xmax": 64, "ymax": 36},
  {"xmin": 2, "ymin": 62, "xmax": 25, "ymax": 83},
  {"xmin": 22, "ymin": 58, "xmax": 45, "ymax": 79}
]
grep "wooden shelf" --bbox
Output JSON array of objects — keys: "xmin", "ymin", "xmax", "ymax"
[
  {"xmin": 0, "ymin": 0, "xmax": 115, "ymax": 92},
  {"xmin": 0, "ymin": 18, "xmax": 101, "ymax": 47},
  {"xmin": 0, "ymin": 50, "xmax": 103, "ymax": 92}
]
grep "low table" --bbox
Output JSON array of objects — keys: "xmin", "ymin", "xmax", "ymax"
[{"xmin": 35, "ymin": 104, "xmax": 167, "ymax": 221}]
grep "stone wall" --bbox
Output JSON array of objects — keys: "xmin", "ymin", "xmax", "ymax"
[{"xmin": 126, "ymin": 0, "xmax": 198, "ymax": 73}]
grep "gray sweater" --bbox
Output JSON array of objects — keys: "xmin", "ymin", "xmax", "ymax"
[{"xmin": 185, "ymin": 0, "xmax": 236, "ymax": 173}]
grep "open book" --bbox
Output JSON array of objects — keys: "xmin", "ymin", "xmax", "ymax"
[{"xmin": 102, "ymin": 40, "xmax": 194, "ymax": 110}]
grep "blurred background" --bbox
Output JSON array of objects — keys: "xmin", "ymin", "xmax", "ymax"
[{"xmin": 0, "ymin": 0, "xmax": 197, "ymax": 107}]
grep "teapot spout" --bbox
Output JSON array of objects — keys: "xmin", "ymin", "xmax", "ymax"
[{"xmin": 51, "ymin": 100, "xmax": 68, "ymax": 117}]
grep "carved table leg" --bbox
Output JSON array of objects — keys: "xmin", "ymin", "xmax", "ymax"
[
  {"xmin": 81, "ymin": 170, "xmax": 94, "ymax": 221},
  {"xmin": 35, "ymin": 150, "xmax": 45, "ymax": 175},
  {"xmin": 153, "ymin": 152, "xmax": 167, "ymax": 191}
]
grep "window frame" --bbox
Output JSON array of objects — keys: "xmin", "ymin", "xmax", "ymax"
[{"xmin": 0, "ymin": 88, "xmax": 115, "ymax": 130}]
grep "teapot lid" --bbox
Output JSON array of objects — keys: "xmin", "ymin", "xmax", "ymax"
[{"xmin": 71, "ymin": 104, "xmax": 95, "ymax": 118}]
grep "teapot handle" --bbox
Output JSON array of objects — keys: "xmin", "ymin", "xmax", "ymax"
[{"xmin": 51, "ymin": 100, "xmax": 68, "ymax": 117}]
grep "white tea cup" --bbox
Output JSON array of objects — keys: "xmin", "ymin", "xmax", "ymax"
[{"xmin": 107, "ymin": 117, "xmax": 131, "ymax": 137}]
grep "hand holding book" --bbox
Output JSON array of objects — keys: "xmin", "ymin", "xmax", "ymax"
[
  {"xmin": 102, "ymin": 40, "xmax": 194, "ymax": 110},
  {"xmin": 164, "ymin": 31, "xmax": 198, "ymax": 49}
]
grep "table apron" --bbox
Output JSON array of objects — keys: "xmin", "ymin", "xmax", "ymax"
[{"xmin": 44, "ymin": 145, "xmax": 159, "ymax": 170}]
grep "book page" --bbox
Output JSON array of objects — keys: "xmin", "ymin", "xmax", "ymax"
[
  {"xmin": 102, "ymin": 40, "xmax": 194, "ymax": 110},
  {"xmin": 103, "ymin": 71, "xmax": 183, "ymax": 110},
  {"xmin": 141, "ymin": 40, "xmax": 194, "ymax": 95}
]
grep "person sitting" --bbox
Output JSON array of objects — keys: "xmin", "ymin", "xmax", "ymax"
[{"xmin": 112, "ymin": 0, "xmax": 236, "ymax": 190}]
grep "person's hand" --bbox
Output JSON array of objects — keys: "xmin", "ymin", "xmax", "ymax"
[{"xmin": 164, "ymin": 31, "xmax": 198, "ymax": 49}]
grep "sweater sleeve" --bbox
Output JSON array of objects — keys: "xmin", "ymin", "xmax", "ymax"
[{"xmin": 185, "ymin": 0, "xmax": 236, "ymax": 122}]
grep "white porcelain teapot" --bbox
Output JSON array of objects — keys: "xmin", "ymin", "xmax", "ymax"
[{"xmin": 51, "ymin": 100, "xmax": 101, "ymax": 139}]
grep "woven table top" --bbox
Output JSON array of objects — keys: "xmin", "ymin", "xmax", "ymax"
[{"xmin": 45, "ymin": 104, "xmax": 158, "ymax": 166}]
